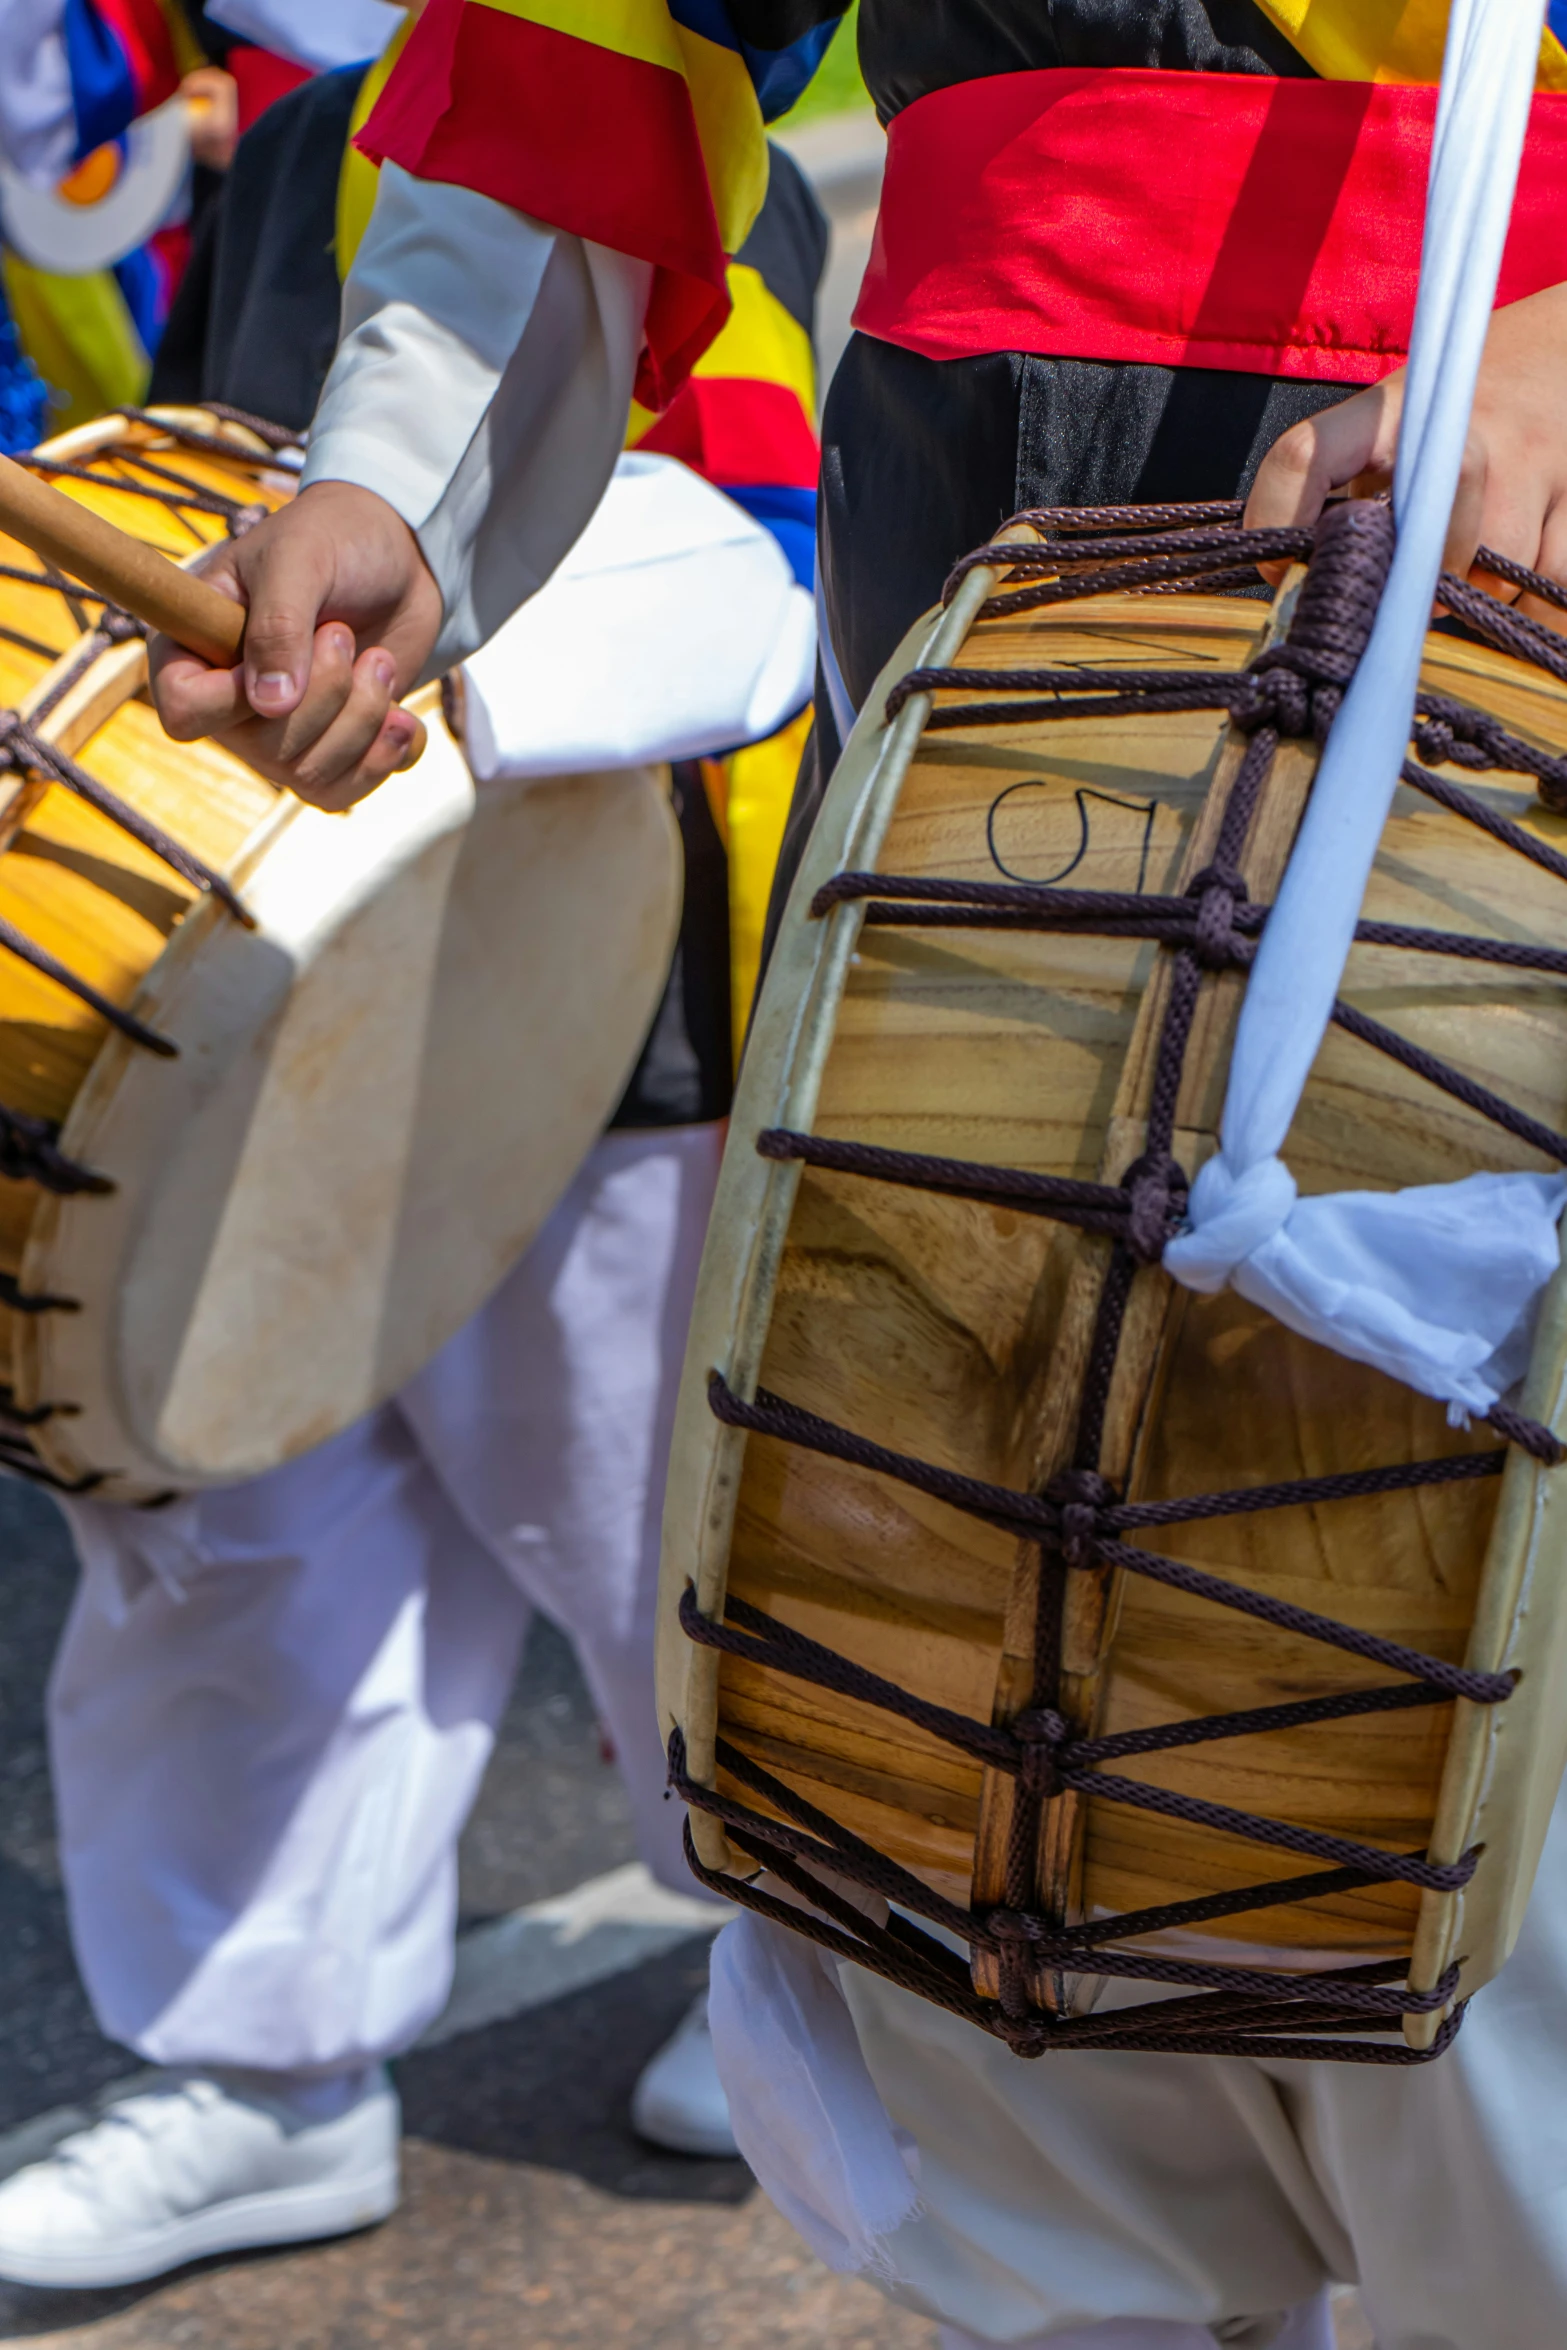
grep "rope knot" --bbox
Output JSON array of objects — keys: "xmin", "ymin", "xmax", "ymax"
[
  {"xmin": 1235, "ymin": 500, "xmax": 1395, "ymax": 744},
  {"xmin": 1120, "ymin": 1150, "xmax": 1189, "ymax": 1262},
  {"xmin": 1229, "ymin": 661, "xmax": 1345, "ymax": 744},
  {"xmin": 1186, "ymin": 861, "xmax": 1248, "ymax": 969},
  {"xmin": 1014, "ymin": 1707, "xmax": 1068, "ymax": 1799},
  {"xmin": 1045, "ymin": 1467, "xmax": 1114, "ymax": 1567},
  {"xmin": 0, "ymin": 1103, "xmax": 108, "ymax": 1196},
  {"xmin": 1285, "ymin": 497, "xmax": 1396, "ymax": 671},
  {"xmin": 1414, "ymin": 714, "xmax": 1457, "ymax": 767},
  {"xmin": 0, "ymin": 710, "xmax": 49, "ymax": 779},
  {"xmin": 1412, "ymin": 695, "xmax": 1567, "ymax": 810},
  {"xmin": 1230, "ymin": 663, "xmax": 1309, "ymax": 738},
  {"xmin": 1412, "ymin": 704, "xmax": 1509, "ymax": 774}
]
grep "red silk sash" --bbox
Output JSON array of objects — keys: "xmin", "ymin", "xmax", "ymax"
[{"xmin": 853, "ymin": 69, "xmax": 1567, "ymax": 383}]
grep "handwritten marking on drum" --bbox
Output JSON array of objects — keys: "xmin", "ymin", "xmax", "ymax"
[{"xmin": 986, "ymin": 780, "xmax": 1161, "ymax": 890}]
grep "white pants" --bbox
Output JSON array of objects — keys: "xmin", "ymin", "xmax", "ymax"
[
  {"xmin": 47, "ymin": 1123, "xmax": 722, "ymax": 2076},
  {"xmin": 828, "ymin": 1770, "xmax": 1567, "ymax": 2349}
]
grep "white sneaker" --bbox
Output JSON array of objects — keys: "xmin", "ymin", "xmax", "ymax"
[
  {"xmin": 630, "ymin": 1994, "xmax": 738, "ymax": 2157},
  {"xmin": 0, "ymin": 2066, "xmax": 400, "ymax": 2288}
]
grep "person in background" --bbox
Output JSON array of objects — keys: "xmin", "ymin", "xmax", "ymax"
[
  {"xmin": 0, "ymin": 7, "xmax": 828, "ymax": 2289},
  {"xmin": 0, "ymin": 0, "xmax": 239, "ymax": 432}
]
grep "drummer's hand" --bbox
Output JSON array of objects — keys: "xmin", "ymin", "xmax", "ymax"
[
  {"xmin": 1245, "ymin": 280, "xmax": 1567, "ymax": 633},
  {"xmin": 181, "ymin": 66, "xmax": 239, "ymax": 172},
  {"xmin": 148, "ymin": 481, "xmax": 444, "ymax": 811}
]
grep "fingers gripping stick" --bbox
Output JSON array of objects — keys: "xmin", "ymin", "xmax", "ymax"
[{"xmin": 0, "ymin": 452, "xmax": 428, "ymax": 763}]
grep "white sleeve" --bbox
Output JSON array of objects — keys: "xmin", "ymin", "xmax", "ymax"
[
  {"xmin": 203, "ymin": 0, "xmax": 404, "ymax": 74},
  {"xmin": 0, "ymin": 0, "xmax": 74, "ymax": 187},
  {"xmin": 300, "ymin": 161, "xmax": 652, "ymax": 677}
]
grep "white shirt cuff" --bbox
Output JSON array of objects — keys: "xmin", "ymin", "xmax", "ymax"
[{"xmin": 301, "ymin": 162, "xmax": 651, "ymax": 674}]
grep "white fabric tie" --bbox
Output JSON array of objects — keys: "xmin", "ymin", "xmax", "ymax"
[
  {"xmin": 1162, "ymin": 0, "xmax": 1560, "ymax": 1421},
  {"xmin": 707, "ymin": 1914, "xmax": 919, "ymax": 2275},
  {"xmin": 1166, "ymin": 1158, "xmax": 1298, "ymax": 1291},
  {"xmin": 1168, "ymin": 1162, "xmax": 1567, "ymax": 1419}
]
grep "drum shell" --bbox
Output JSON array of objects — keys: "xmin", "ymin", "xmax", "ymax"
[{"xmin": 658, "ymin": 562, "xmax": 1567, "ymax": 2026}]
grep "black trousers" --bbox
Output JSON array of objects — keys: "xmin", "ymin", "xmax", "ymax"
[{"xmin": 764, "ymin": 335, "xmax": 1356, "ymax": 951}]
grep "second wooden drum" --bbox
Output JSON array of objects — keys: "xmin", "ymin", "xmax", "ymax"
[{"xmin": 659, "ymin": 504, "xmax": 1567, "ymax": 2057}]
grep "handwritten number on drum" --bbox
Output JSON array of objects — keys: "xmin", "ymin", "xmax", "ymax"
[{"xmin": 986, "ymin": 782, "xmax": 1159, "ymax": 891}]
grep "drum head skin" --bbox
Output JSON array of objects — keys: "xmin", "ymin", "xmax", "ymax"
[{"xmin": 19, "ymin": 706, "xmax": 681, "ymax": 1493}]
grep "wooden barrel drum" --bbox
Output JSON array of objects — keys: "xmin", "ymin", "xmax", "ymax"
[
  {"xmin": 0, "ymin": 407, "xmax": 682, "ymax": 1499},
  {"xmin": 659, "ymin": 501, "xmax": 1567, "ymax": 2059}
]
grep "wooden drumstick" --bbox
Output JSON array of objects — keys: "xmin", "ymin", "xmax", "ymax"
[{"xmin": 0, "ymin": 450, "xmax": 427, "ymax": 761}]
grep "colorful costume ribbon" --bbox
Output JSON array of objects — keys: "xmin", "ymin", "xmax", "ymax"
[{"xmin": 360, "ymin": 0, "xmax": 840, "ymax": 410}]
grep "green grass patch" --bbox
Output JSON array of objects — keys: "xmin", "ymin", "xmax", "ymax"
[{"xmin": 774, "ymin": 6, "xmax": 869, "ymax": 128}]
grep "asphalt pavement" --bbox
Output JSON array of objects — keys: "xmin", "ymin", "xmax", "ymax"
[{"xmin": 0, "ymin": 119, "xmax": 1371, "ymax": 2350}]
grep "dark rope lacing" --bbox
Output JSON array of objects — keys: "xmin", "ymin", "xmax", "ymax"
[
  {"xmin": 13, "ymin": 405, "xmax": 288, "ymax": 536},
  {"xmin": 677, "ymin": 497, "xmax": 1567, "ymax": 2061},
  {"xmin": 15, "ymin": 450, "xmax": 246, "ymax": 528},
  {"xmin": 122, "ymin": 403, "xmax": 305, "ymax": 456},
  {"xmin": 0, "ymin": 1103, "xmax": 109, "ymax": 1196},
  {"xmin": 0, "ymin": 508, "xmax": 260, "ymax": 1080},
  {"xmin": 0, "ymin": 415, "xmax": 292, "ymax": 1478}
]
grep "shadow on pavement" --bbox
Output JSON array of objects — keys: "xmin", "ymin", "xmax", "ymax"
[
  {"xmin": 396, "ymin": 1938, "xmax": 750, "ymax": 2206},
  {"xmin": 0, "ymin": 1484, "xmax": 141, "ymax": 2137}
]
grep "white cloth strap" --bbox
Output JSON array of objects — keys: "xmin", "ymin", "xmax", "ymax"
[
  {"xmin": 1164, "ymin": 0, "xmax": 1564, "ymax": 1421},
  {"xmin": 707, "ymin": 1914, "xmax": 919, "ymax": 2274}
]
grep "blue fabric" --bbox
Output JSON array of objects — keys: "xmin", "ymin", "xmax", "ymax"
[
  {"xmin": 64, "ymin": 0, "xmax": 138, "ymax": 161},
  {"xmin": 723, "ymin": 482, "xmax": 816, "ymax": 587},
  {"xmin": 113, "ymin": 243, "xmax": 165, "ymax": 358},
  {"xmin": 0, "ymin": 286, "xmax": 50, "ymax": 456},
  {"xmin": 668, "ymin": 0, "xmax": 847, "ymax": 122},
  {"xmin": 1551, "ymin": 0, "xmax": 1567, "ymax": 54}
]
